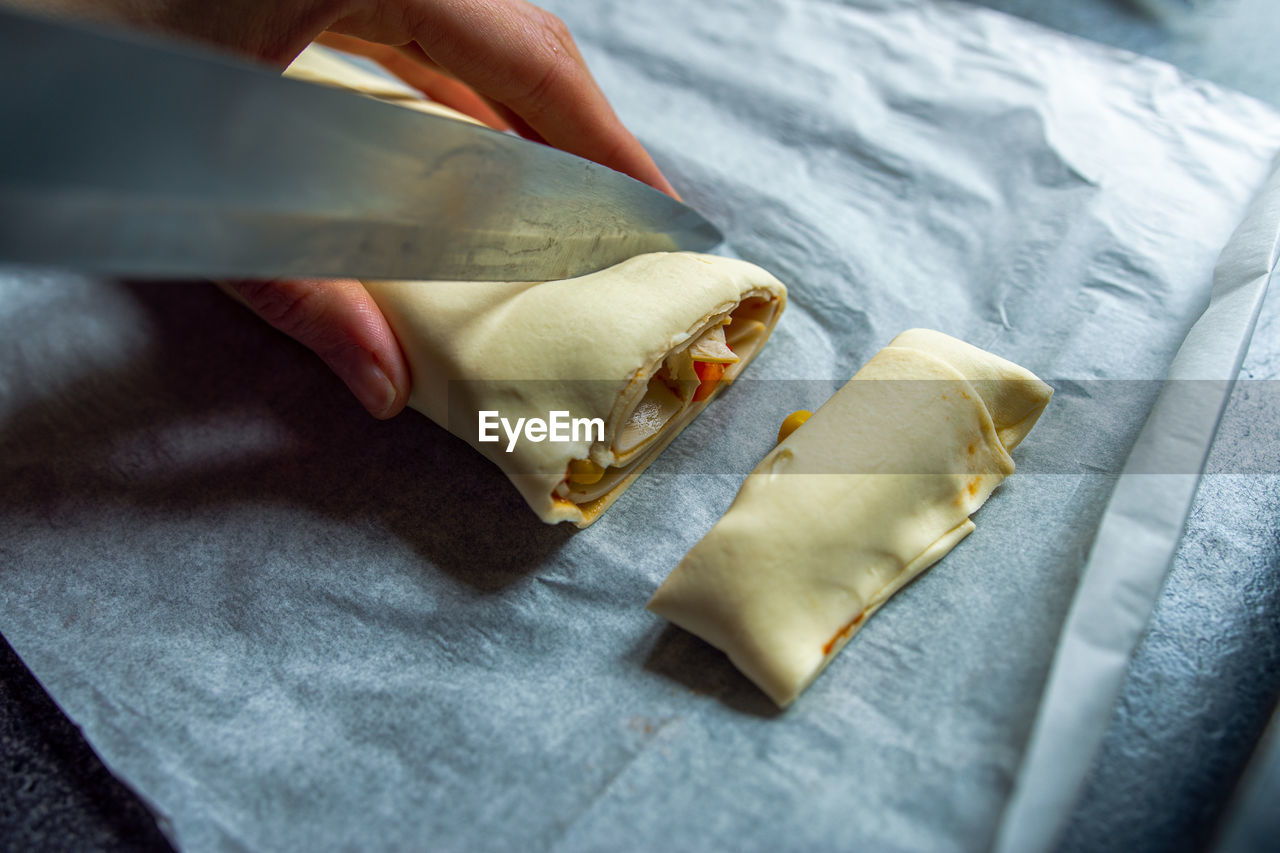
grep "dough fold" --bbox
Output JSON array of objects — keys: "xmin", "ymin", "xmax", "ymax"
[
  {"xmin": 647, "ymin": 330, "xmax": 1052, "ymax": 705},
  {"xmin": 282, "ymin": 47, "xmax": 787, "ymax": 526}
]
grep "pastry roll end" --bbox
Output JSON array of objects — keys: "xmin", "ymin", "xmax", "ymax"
[{"xmin": 369, "ymin": 253, "xmax": 787, "ymax": 528}]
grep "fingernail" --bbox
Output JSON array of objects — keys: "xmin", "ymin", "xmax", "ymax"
[{"xmin": 339, "ymin": 357, "xmax": 397, "ymax": 417}]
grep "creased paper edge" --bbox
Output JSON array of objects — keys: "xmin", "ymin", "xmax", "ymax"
[{"xmin": 992, "ymin": 149, "xmax": 1280, "ymax": 853}]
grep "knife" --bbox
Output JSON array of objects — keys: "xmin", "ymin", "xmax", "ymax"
[{"xmin": 0, "ymin": 8, "xmax": 722, "ymax": 282}]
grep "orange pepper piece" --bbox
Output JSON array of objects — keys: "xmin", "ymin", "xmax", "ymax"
[{"xmin": 692, "ymin": 361, "xmax": 727, "ymax": 402}]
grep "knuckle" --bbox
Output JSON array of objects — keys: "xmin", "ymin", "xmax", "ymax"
[
  {"xmin": 516, "ymin": 10, "xmax": 579, "ymax": 115},
  {"xmin": 530, "ymin": 8, "xmax": 573, "ymax": 49},
  {"xmin": 520, "ymin": 60, "xmax": 563, "ymax": 121},
  {"xmin": 240, "ymin": 280, "xmax": 326, "ymax": 342}
]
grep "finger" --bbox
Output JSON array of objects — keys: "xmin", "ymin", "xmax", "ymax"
[
  {"xmin": 335, "ymin": 0, "xmax": 678, "ymax": 198},
  {"xmin": 313, "ymin": 31, "xmax": 446, "ymax": 71},
  {"xmin": 314, "ymin": 32, "xmax": 512, "ymax": 130},
  {"xmin": 316, "ymin": 32, "xmax": 542, "ymax": 145},
  {"xmin": 387, "ymin": 41, "xmax": 513, "ymax": 130},
  {"xmin": 479, "ymin": 99, "xmax": 545, "ymax": 144},
  {"xmin": 222, "ymin": 278, "xmax": 411, "ymax": 419}
]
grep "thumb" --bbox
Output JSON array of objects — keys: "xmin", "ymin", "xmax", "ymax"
[{"xmin": 221, "ymin": 278, "xmax": 411, "ymax": 419}]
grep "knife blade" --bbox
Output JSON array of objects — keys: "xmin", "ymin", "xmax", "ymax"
[{"xmin": 0, "ymin": 8, "xmax": 722, "ymax": 282}]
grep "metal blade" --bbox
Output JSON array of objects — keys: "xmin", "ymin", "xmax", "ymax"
[{"xmin": 0, "ymin": 9, "xmax": 722, "ymax": 282}]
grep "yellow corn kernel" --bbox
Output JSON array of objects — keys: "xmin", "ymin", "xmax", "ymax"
[
  {"xmin": 568, "ymin": 458, "xmax": 605, "ymax": 485},
  {"xmin": 776, "ymin": 410, "xmax": 812, "ymax": 444}
]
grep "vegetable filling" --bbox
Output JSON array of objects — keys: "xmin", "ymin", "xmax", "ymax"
[{"xmin": 555, "ymin": 294, "xmax": 779, "ymax": 504}]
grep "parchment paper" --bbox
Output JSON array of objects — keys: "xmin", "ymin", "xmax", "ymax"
[
  {"xmin": 995, "ymin": 151, "xmax": 1280, "ymax": 852},
  {"xmin": 3, "ymin": 1, "xmax": 1280, "ymax": 850}
]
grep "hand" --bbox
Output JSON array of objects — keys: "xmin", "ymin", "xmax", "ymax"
[
  {"xmin": 26, "ymin": 0, "xmax": 676, "ymax": 417},
  {"xmin": 141, "ymin": 0, "xmax": 679, "ymax": 197},
  {"xmin": 219, "ymin": 279, "xmax": 409, "ymax": 418}
]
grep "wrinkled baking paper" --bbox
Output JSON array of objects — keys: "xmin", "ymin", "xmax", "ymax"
[
  {"xmin": 2, "ymin": 1, "xmax": 1280, "ymax": 850},
  {"xmin": 995, "ymin": 151, "xmax": 1280, "ymax": 852}
]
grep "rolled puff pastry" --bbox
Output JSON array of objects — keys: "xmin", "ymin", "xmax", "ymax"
[
  {"xmin": 365, "ymin": 254, "xmax": 785, "ymax": 526},
  {"xmin": 282, "ymin": 46, "xmax": 787, "ymax": 526},
  {"xmin": 647, "ymin": 329, "xmax": 1052, "ymax": 705}
]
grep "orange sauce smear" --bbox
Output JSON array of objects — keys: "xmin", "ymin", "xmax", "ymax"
[{"xmin": 823, "ymin": 611, "xmax": 866, "ymax": 656}]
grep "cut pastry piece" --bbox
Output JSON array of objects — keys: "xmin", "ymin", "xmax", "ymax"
[
  {"xmin": 279, "ymin": 46, "xmax": 788, "ymax": 527},
  {"xmin": 647, "ymin": 329, "xmax": 1052, "ymax": 705},
  {"xmin": 365, "ymin": 253, "xmax": 785, "ymax": 527}
]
